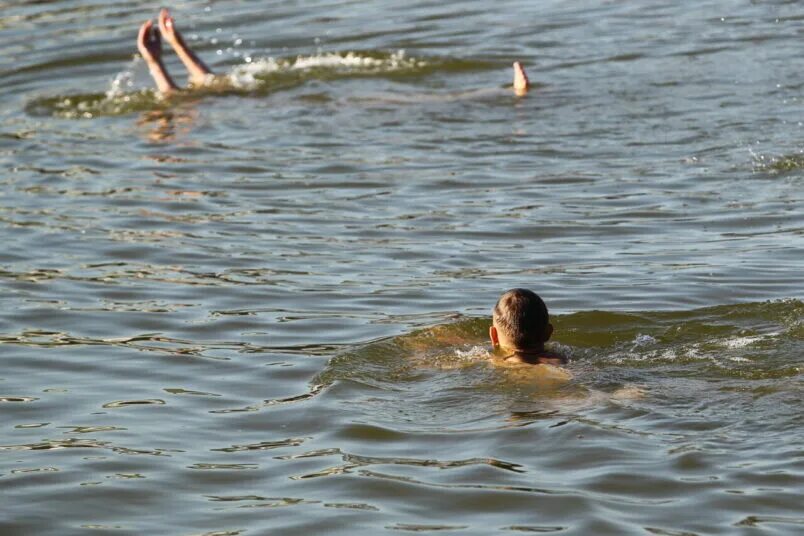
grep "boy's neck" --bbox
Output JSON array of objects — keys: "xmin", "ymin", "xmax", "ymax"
[
  {"xmin": 500, "ymin": 344, "xmax": 547, "ymax": 363},
  {"xmin": 496, "ymin": 344, "xmax": 566, "ymax": 366}
]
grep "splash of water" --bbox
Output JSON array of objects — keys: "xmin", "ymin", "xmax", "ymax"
[
  {"xmin": 750, "ymin": 147, "xmax": 804, "ymax": 173},
  {"xmin": 25, "ymin": 50, "xmax": 436, "ymax": 118},
  {"xmin": 228, "ymin": 50, "xmax": 425, "ymax": 89},
  {"xmin": 105, "ymin": 57, "xmax": 140, "ymax": 99}
]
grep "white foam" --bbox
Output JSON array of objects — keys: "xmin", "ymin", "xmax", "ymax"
[
  {"xmin": 721, "ymin": 335, "xmax": 766, "ymax": 349},
  {"xmin": 105, "ymin": 57, "xmax": 140, "ymax": 99},
  {"xmin": 228, "ymin": 50, "xmax": 423, "ymax": 89},
  {"xmin": 632, "ymin": 334, "xmax": 657, "ymax": 346},
  {"xmin": 727, "ymin": 356, "xmax": 751, "ymax": 363},
  {"xmin": 453, "ymin": 346, "xmax": 491, "ymax": 362}
]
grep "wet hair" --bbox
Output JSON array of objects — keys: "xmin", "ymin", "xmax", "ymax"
[{"xmin": 492, "ymin": 288, "xmax": 549, "ymax": 349}]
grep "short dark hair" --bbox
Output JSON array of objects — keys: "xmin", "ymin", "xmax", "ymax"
[{"xmin": 492, "ymin": 288, "xmax": 549, "ymax": 349}]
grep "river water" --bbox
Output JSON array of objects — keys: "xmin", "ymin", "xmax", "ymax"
[{"xmin": 1, "ymin": 1, "xmax": 802, "ymax": 534}]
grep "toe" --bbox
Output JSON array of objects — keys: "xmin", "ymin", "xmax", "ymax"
[
  {"xmin": 138, "ymin": 20, "xmax": 152, "ymax": 43},
  {"xmin": 159, "ymin": 8, "xmax": 173, "ymax": 33},
  {"xmin": 138, "ymin": 20, "xmax": 153, "ymax": 54}
]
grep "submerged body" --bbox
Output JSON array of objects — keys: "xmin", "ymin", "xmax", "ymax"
[{"xmin": 137, "ymin": 9, "xmax": 531, "ymax": 98}]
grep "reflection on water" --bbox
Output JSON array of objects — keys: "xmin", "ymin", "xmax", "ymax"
[
  {"xmin": 137, "ymin": 107, "xmax": 200, "ymax": 143},
  {"xmin": 1, "ymin": 0, "xmax": 802, "ymax": 534}
]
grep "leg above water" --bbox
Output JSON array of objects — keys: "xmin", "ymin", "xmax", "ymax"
[
  {"xmin": 137, "ymin": 20, "xmax": 177, "ymax": 94},
  {"xmin": 513, "ymin": 61, "xmax": 530, "ymax": 96},
  {"xmin": 159, "ymin": 8, "xmax": 214, "ymax": 87}
]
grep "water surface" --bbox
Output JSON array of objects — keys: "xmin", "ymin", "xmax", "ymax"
[{"xmin": 1, "ymin": 1, "xmax": 802, "ymax": 534}]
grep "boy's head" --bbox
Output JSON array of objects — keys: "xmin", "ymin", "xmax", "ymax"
[{"xmin": 490, "ymin": 288, "xmax": 553, "ymax": 351}]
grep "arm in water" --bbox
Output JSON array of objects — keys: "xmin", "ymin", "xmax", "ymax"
[{"xmin": 137, "ymin": 9, "xmax": 214, "ymax": 95}]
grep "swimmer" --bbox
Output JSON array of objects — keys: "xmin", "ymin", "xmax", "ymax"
[
  {"xmin": 490, "ymin": 289, "xmax": 647, "ymax": 397},
  {"xmin": 490, "ymin": 288, "xmax": 565, "ymax": 366},
  {"xmin": 136, "ymin": 9, "xmax": 531, "ymax": 96}
]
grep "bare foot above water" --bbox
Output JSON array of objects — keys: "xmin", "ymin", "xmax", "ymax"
[
  {"xmin": 136, "ymin": 8, "xmax": 530, "ymax": 99},
  {"xmin": 137, "ymin": 20, "xmax": 177, "ymax": 94},
  {"xmin": 158, "ymin": 8, "xmax": 213, "ymax": 87}
]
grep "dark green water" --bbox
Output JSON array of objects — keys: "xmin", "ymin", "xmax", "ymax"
[{"xmin": 1, "ymin": 1, "xmax": 802, "ymax": 534}]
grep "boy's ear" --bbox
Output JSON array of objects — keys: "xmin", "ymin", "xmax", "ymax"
[
  {"xmin": 490, "ymin": 325, "xmax": 499, "ymax": 348},
  {"xmin": 543, "ymin": 323, "xmax": 554, "ymax": 342}
]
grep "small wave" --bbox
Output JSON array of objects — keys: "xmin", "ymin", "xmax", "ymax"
[
  {"xmin": 319, "ymin": 300, "xmax": 802, "ymax": 404},
  {"xmin": 605, "ymin": 331, "xmax": 793, "ymax": 374},
  {"xmin": 751, "ymin": 149, "xmax": 804, "ymax": 174},
  {"xmin": 102, "ymin": 399, "xmax": 166, "ymax": 408},
  {"xmin": 25, "ymin": 50, "xmax": 493, "ymax": 118},
  {"xmin": 721, "ymin": 334, "xmax": 773, "ymax": 349},
  {"xmin": 632, "ymin": 334, "xmax": 657, "ymax": 347},
  {"xmin": 229, "ymin": 50, "xmax": 426, "ymax": 89},
  {"xmin": 25, "ymin": 90, "xmax": 165, "ymax": 119},
  {"xmin": 0, "ymin": 396, "xmax": 39, "ymax": 403}
]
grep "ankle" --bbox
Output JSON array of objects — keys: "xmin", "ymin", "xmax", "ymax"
[{"xmin": 190, "ymin": 73, "xmax": 212, "ymax": 87}]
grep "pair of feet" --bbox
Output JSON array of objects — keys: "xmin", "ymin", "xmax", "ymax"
[
  {"xmin": 137, "ymin": 9, "xmax": 529, "ymax": 96},
  {"xmin": 137, "ymin": 9, "xmax": 213, "ymax": 94}
]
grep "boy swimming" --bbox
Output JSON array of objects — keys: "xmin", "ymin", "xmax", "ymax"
[
  {"xmin": 488, "ymin": 289, "xmax": 648, "ymax": 397},
  {"xmin": 136, "ymin": 9, "xmax": 531, "ymax": 96},
  {"xmin": 490, "ymin": 288, "xmax": 566, "ymax": 366}
]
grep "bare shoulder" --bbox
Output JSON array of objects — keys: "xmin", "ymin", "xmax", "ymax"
[
  {"xmin": 494, "ymin": 360, "xmax": 574, "ymax": 382},
  {"xmin": 538, "ymin": 351, "xmax": 568, "ymax": 366}
]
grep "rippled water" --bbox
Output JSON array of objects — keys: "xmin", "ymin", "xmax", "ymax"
[{"xmin": 1, "ymin": 1, "xmax": 802, "ymax": 535}]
